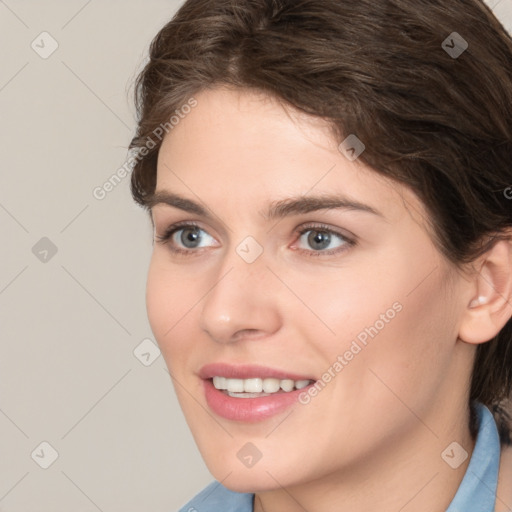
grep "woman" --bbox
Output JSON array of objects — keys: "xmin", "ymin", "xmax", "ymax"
[{"xmin": 128, "ymin": 0, "xmax": 512, "ymax": 510}]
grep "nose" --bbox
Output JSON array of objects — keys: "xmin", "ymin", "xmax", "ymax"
[{"xmin": 198, "ymin": 242, "xmax": 282, "ymax": 344}]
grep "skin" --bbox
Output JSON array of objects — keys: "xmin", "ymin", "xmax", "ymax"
[{"xmin": 145, "ymin": 85, "xmax": 512, "ymax": 512}]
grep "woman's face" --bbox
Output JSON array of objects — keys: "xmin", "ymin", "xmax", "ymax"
[{"xmin": 146, "ymin": 85, "xmax": 472, "ymax": 492}]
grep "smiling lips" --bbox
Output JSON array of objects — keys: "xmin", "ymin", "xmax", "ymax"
[{"xmin": 199, "ymin": 362, "xmax": 317, "ymax": 421}]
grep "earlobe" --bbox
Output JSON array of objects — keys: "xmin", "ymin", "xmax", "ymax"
[{"xmin": 458, "ymin": 238, "xmax": 512, "ymax": 345}]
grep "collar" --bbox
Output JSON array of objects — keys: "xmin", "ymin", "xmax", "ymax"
[{"xmin": 446, "ymin": 401, "xmax": 501, "ymax": 512}]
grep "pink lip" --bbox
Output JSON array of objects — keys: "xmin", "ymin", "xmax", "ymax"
[
  {"xmin": 203, "ymin": 379, "xmax": 315, "ymax": 422},
  {"xmin": 199, "ymin": 362, "xmax": 317, "ymax": 422}
]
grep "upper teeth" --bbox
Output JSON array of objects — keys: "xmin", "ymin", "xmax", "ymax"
[{"xmin": 212, "ymin": 376, "xmax": 312, "ymax": 393}]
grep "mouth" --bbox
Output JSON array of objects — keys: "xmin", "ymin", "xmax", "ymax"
[{"xmin": 199, "ymin": 363, "xmax": 318, "ymax": 421}]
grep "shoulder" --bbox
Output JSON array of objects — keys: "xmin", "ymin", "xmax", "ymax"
[
  {"xmin": 177, "ymin": 480, "xmax": 254, "ymax": 512},
  {"xmin": 495, "ymin": 444, "xmax": 512, "ymax": 512}
]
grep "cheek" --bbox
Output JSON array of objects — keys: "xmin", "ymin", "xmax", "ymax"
[
  {"xmin": 284, "ymin": 261, "xmax": 401, "ymax": 356},
  {"xmin": 145, "ymin": 255, "xmax": 195, "ymax": 363},
  {"xmin": 300, "ymin": 252, "xmax": 456, "ymax": 414},
  {"xmin": 146, "ymin": 258, "xmax": 170, "ymax": 340},
  {"xmin": 336, "ymin": 272, "xmax": 456, "ymax": 421}
]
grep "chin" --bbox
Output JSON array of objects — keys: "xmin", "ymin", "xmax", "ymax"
[{"xmin": 206, "ymin": 454, "xmax": 315, "ymax": 494}]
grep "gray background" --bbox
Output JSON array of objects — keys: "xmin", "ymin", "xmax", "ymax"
[{"xmin": 0, "ymin": 1, "xmax": 511, "ymax": 510}]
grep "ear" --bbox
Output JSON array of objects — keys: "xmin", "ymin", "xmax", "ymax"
[{"xmin": 458, "ymin": 236, "xmax": 512, "ymax": 345}]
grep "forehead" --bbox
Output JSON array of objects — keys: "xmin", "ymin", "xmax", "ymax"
[{"xmin": 154, "ymin": 86, "xmax": 427, "ymax": 227}]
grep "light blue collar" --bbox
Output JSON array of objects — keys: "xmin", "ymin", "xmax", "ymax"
[
  {"xmin": 446, "ymin": 401, "xmax": 500, "ymax": 512},
  {"xmin": 180, "ymin": 401, "xmax": 500, "ymax": 512}
]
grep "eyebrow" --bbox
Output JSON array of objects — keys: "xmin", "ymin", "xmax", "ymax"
[{"xmin": 146, "ymin": 190, "xmax": 384, "ymax": 221}]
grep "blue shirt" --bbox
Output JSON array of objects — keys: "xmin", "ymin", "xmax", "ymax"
[{"xmin": 178, "ymin": 401, "xmax": 500, "ymax": 512}]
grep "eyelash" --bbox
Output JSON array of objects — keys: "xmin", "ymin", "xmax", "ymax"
[{"xmin": 155, "ymin": 221, "xmax": 357, "ymax": 258}]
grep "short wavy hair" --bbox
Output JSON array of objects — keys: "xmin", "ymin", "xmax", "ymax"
[{"xmin": 128, "ymin": 0, "xmax": 512, "ymax": 443}]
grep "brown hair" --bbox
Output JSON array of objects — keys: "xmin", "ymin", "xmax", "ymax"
[{"xmin": 129, "ymin": 0, "xmax": 512, "ymax": 443}]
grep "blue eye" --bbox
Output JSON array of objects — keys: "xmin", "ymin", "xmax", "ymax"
[
  {"xmin": 295, "ymin": 225, "xmax": 353, "ymax": 256},
  {"xmin": 299, "ymin": 227, "xmax": 348, "ymax": 253},
  {"xmin": 156, "ymin": 222, "xmax": 215, "ymax": 253}
]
